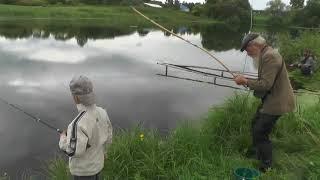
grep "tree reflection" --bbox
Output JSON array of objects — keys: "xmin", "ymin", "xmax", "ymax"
[
  {"xmin": 0, "ymin": 20, "xmax": 248, "ymax": 50},
  {"xmin": 0, "ymin": 20, "xmax": 136, "ymax": 47},
  {"xmin": 137, "ymin": 28, "xmax": 150, "ymax": 37},
  {"xmin": 159, "ymin": 24, "xmax": 247, "ymax": 51},
  {"xmin": 199, "ymin": 24, "xmax": 247, "ymax": 51}
]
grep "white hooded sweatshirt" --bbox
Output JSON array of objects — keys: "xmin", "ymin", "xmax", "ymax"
[{"xmin": 59, "ymin": 104, "xmax": 112, "ymax": 176}]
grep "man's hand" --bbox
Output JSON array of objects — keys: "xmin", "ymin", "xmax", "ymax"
[
  {"xmin": 234, "ymin": 75, "xmax": 248, "ymax": 85},
  {"xmin": 60, "ymin": 130, "xmax": 67, "ymax": 138}
]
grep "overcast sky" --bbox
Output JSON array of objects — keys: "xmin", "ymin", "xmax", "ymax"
[{"xmin": 158, "ymin": 0, "xmax": 291, "ymax": 10}]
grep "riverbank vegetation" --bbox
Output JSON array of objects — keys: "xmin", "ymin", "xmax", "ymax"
[
  {"xmin": 279, "ymin": 31, "xmax": 320, "ymax": 91},
  {"xmin": 44, "ymin": 93, "xmax": 320, "ymax": 179},
  {"xmin": 0, "ymin": 5, "xmax": 216, "ymax": 25},
  {"xmin": 254, "ymin": 0, "xmax": 320, "ymax": 29},
  {"xmin": 0, "ymin": 0, "xmax": 251, "ymax": 27}
]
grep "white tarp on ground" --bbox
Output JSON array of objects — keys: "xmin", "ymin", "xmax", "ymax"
[{"xmin": 144, "ymin": 3, "xmax": 162, "ymax": 8}]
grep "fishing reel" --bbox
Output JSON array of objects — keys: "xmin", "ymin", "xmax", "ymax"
[{"xmin": 70, "ymin": 137, "xmax": 77, "ymax": 151}]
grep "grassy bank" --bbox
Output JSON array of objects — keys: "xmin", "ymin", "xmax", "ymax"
[
  {"xmin": 290, "ymin": 70, "xmax": 320, "ymax": 91},
  {"xmin": 279, "ymin": 31, "xmax": 320, "ymax": 91},
  {"xmin": 0, "ymin": 5, "xmax": 218, "ymax": 26},
  {"xmin": 253, "ymin": 14, "xmax": 269, "ymax": 26},
  {"xmin": 44, "ymin": 93, "xmax": 320, "ymax": 179}
]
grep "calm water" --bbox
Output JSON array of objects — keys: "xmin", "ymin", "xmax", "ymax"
[{"xmin": 0, "ymin": 20, "xmax": 257, "ymax": 177}]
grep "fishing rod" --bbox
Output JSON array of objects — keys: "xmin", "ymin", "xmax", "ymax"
[
  {"xmin": 242, "ymin": 0, "xmax": 254, "ymax": 73},
  {"xmin": 131, "ymin": 7, "xmax": 236, "ymax": 78},
  {"xmin": 0, "ymin": 97, "xmax": 62, "ymax": 134}
]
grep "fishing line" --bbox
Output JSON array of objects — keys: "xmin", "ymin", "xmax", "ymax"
[{"xmin": 0, "ymin": 97, "xmax": 62, "ymax": 134}]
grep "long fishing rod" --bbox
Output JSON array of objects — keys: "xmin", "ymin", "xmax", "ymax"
[
  {"xmin": 131, "ymin": 7, "xmax": 235, "ymax": 78},
  {"xmin": 0, "ymin": 97, "xmax": 62, "ymax": 134},
  {"xmin": 242, "ymin": 0, "xmax": 254, "ymax": 73}
]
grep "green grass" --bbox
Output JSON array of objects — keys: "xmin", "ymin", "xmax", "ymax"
[
  {"xmin": 279, "ymin": 31, "xmax": 320, "ymax": 65},
  {"xmin": 253, "ymin": 14, "xmax": 269, "ymax": 26},
  {"xmin": 44, "ymin": 93, "xmax": 320, "ymax": 179},
  {"xmin": 278, "ymin": 31, "xmax": 320, "ymax": 91},
  {"xmin": 45, "ymin": 157, "xmax": 70, "ymax": 180},
  {"xmin": 290, "ymin": 70, "xmax": 320, "ymax": 91},
  {"xmin": 0, "ymin": 5, "xmax": 218, "ymax": 27}
]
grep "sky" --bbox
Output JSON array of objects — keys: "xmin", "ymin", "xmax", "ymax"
[{"xmin": 157, "ymin": 0, "xmax": 291, "ymax": 10}]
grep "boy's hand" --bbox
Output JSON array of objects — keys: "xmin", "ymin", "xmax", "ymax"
[{"xmin": 60, "ymin": 130, "xmax": 67, "ymax": 138}]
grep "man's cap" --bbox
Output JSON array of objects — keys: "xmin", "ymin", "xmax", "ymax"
[
  {"xmin": 69, "ymin": 75, "xmax": 93, "ymax": 95},
  {"xmin": 240, "ymin": 33, "xmax": 259, "ymax": 52}
]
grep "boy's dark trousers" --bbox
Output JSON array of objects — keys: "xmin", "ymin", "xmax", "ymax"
[{"xmin": 73, "ymin": 172, "xmax": 100, "ymax": 180}]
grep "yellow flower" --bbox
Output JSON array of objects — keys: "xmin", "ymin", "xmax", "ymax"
[{"xmin": 140, "ymin": 133, "xmax": 144, "ymax": 141}]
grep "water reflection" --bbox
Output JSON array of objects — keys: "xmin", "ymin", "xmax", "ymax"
[
  {"xmin": 0, "ymin": 20, "xmax": 136, "ymax": 47},
  {"xmin": 200, "ymin": 24, "xmax": 245, "ymax": 52},
  {"xmin": 0, "ymin": 20, "xmax": 248, "ymax": 51}
]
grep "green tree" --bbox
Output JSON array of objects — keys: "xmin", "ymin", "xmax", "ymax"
[
  {"xmin": 104, "ymin": 0, "xmax": 119, "ymax": 4},
  {"xmin": 174, "ymin": 0, "xmax": 180, "ymax": 9},
  {"xmin": 291, "ymin": 0, "xmax": 320, "ymax": 27},
  {"xmin": 183, "ymin": 2, "xmax": 195, "ymax": 11},
  {"xmin": 120, "ymin": 0, "xmax": 143, "ymax": 5},
  {"xmin": 265, "ymin": 0, "xmax": 288, "ymax": 27},
  {"xmin": 166, "ymin": 0, "xmax": 173, "ymax": 6},
  {"xmin": 204, "ymin": 0, "xmax": 251, "ymax": 25},
  {"xmin": 191, "ymin": 4, "xmax": 204, "ymax": 16},
  {"xmin": 0, "ymin": 0, "xmax": 17, "ymax": 4},
  {"xmin": 266, "ymin": 0, "xmax": 286, "ymax": 16},
  {"xmin": 303, "ymin": 0, "xmax": 320, "ymax": 26},
  {"xmin": 290, "ymin": 0, "xmax": 304, "ymax": 9}
]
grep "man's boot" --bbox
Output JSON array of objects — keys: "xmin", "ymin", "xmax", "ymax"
[{"xmin": 259, "ymin": 160, "xmax": 272, "ymax": 173}]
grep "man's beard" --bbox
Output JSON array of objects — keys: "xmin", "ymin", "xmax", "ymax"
[{"xmin": 251, "ymin": 55, "xmax": 260, "ymax": 69}]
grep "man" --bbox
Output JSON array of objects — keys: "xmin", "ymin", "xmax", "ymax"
[
  {"xmin": 59, "ymin": 75, "xmax": 113, "ymax": 180},
  {"xmin": 234, "ymin": 33, "xmax": 295, "ymax": 172},
  {"xmin": 290, "ymin": 49, "xmax": 316, "ymax": 75}
]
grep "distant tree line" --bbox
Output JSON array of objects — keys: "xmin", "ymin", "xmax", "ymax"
[
  {"xmin": 0, "ymin": 0, "xmax": 253, "ymax": 27},
  {"xmin": 0, "ymin": 0, "xmax": 153, "ymax": 5},
  {"xmin": 1, "ymin": 0, "xmax": 317, "ymax": 28},
  {"xmin": 290, "ymin": 0, "xmax": 320, "ymax": 27},
  {"xmin": 264, "ymin": 0, "xmax": 320, "ymax": 28},
  {"xmin": 204, "ymin": 0, "xmax": 251, "ymax": 25},
  {"xmin": 0, "ymin": 0, "xmax": 184, "ymax": 6}
]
